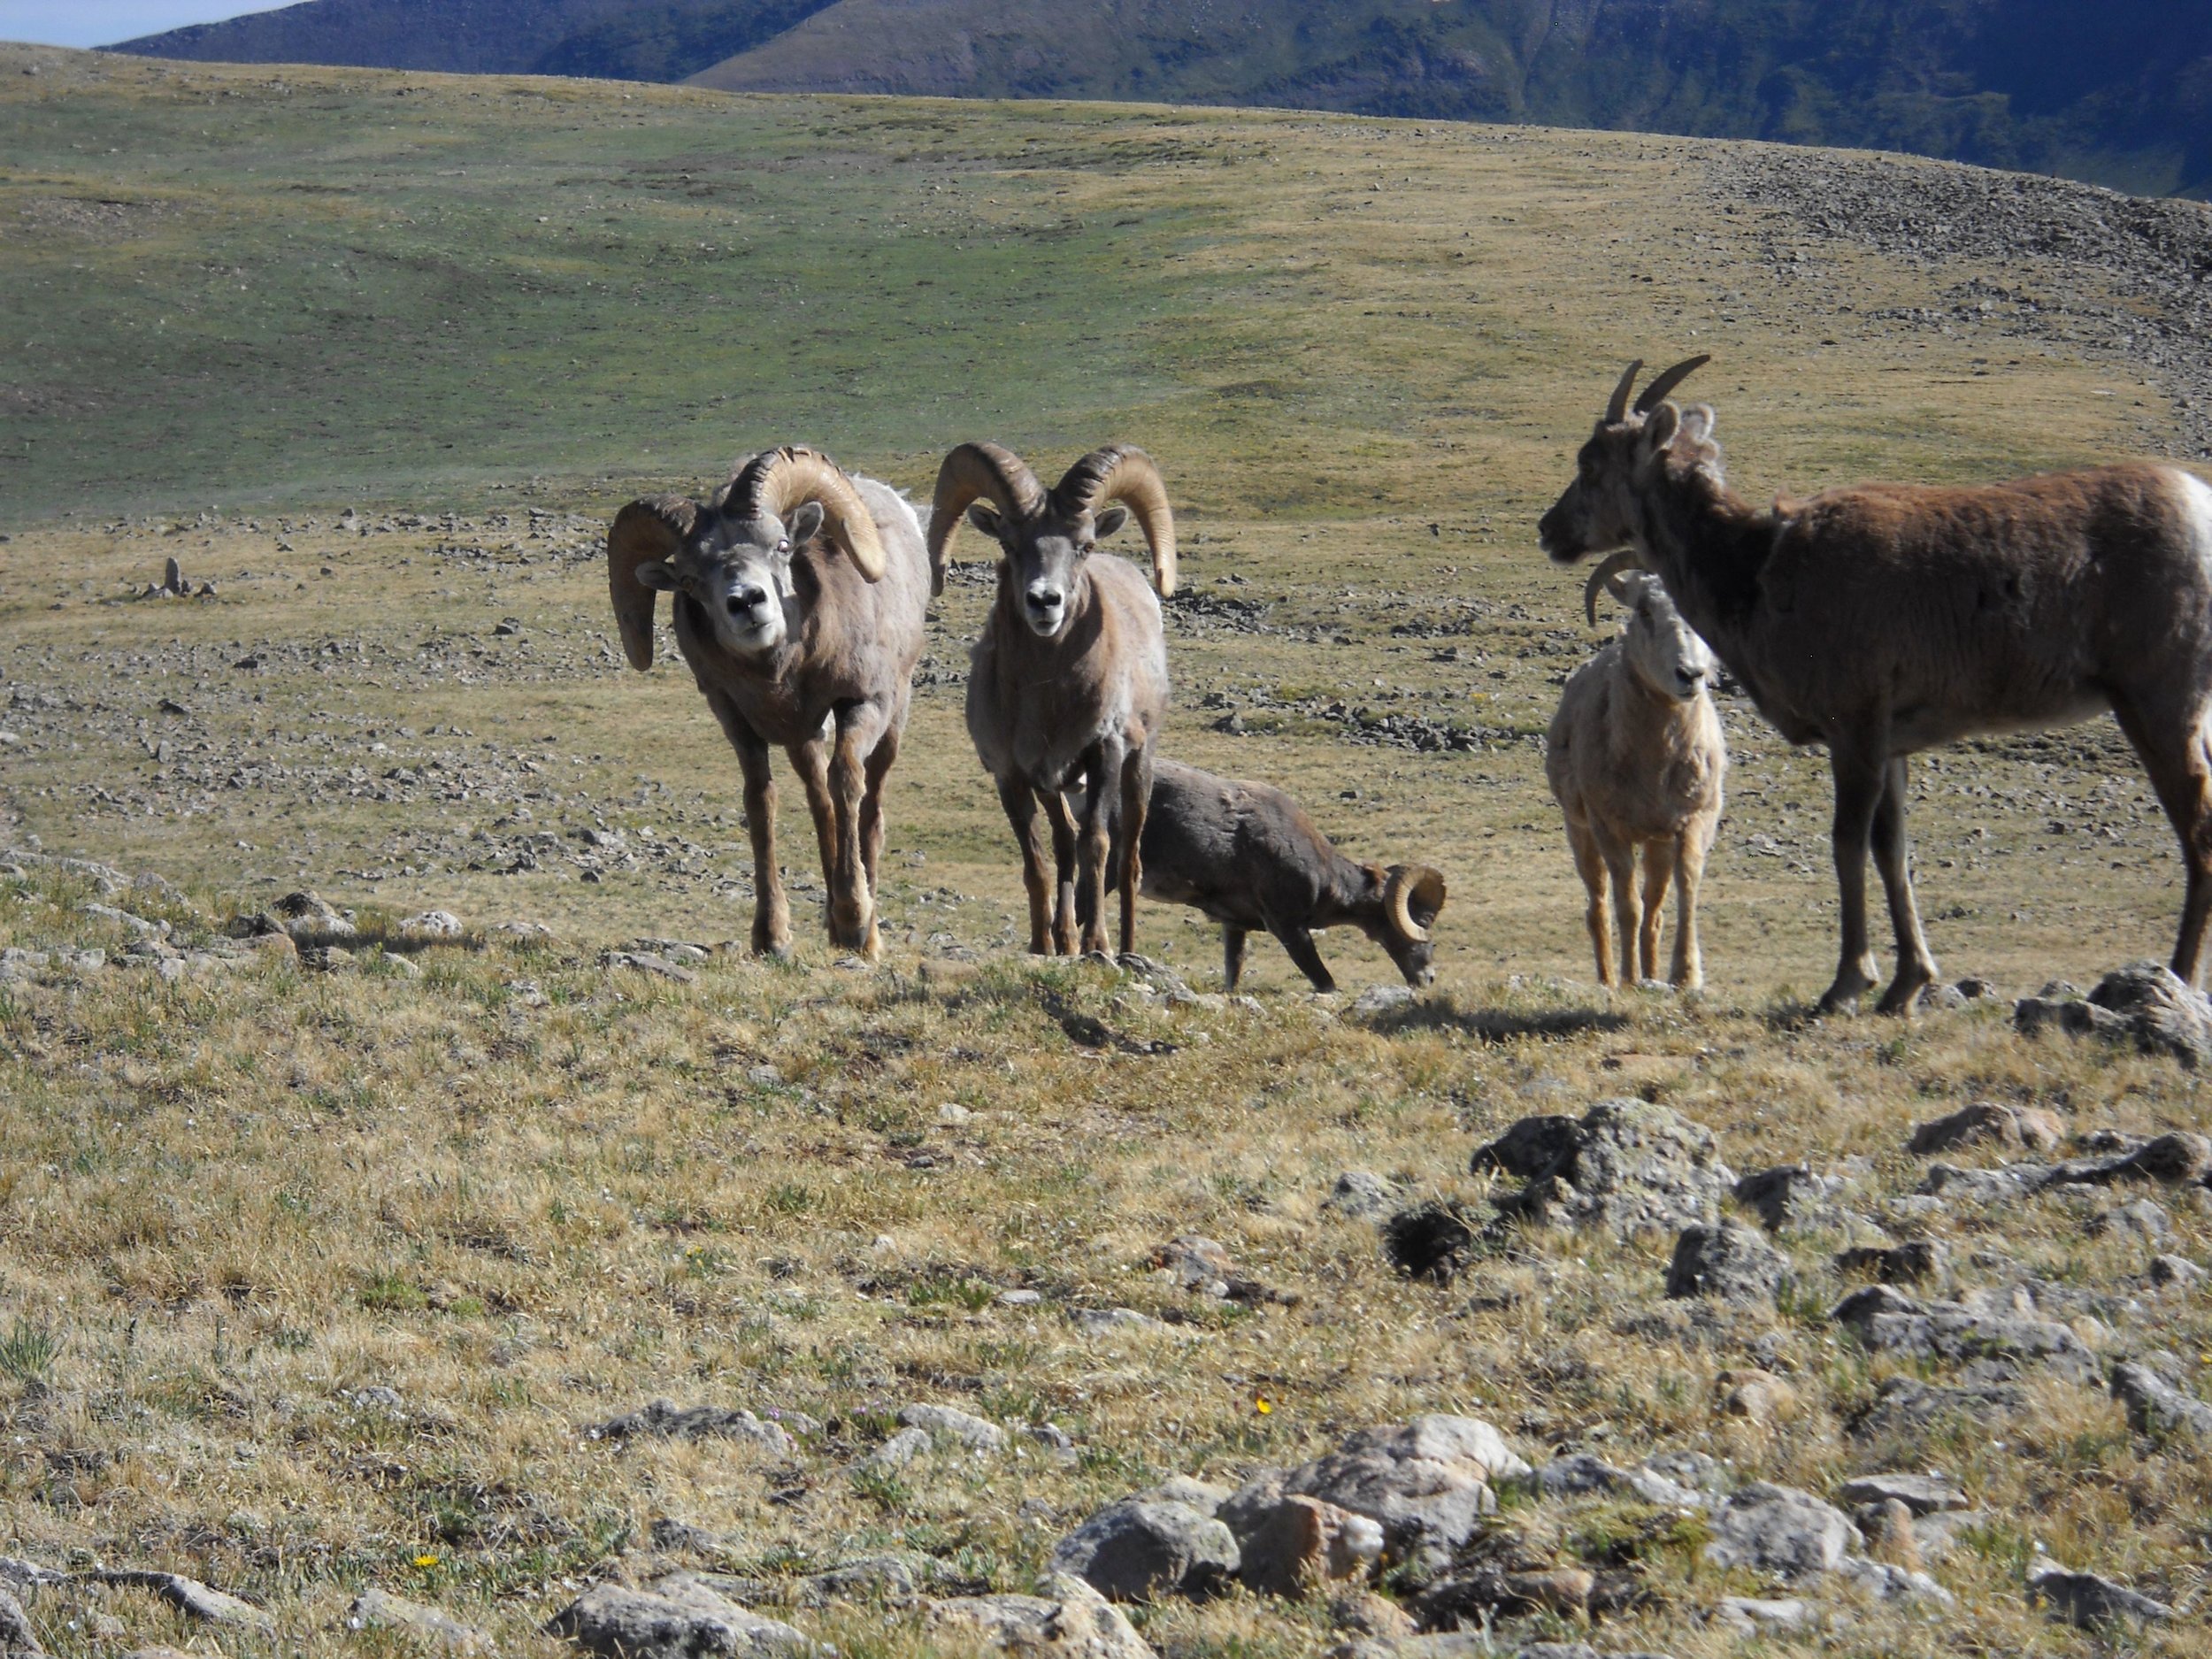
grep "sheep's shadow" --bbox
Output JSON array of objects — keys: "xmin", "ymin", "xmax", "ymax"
[{"xmin": 1361, "ymin": 995, "xmax": 1627, "ymax": 1043}]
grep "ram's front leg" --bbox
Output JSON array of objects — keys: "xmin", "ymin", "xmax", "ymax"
[
  {"xmin": 706, "ymin": 690, "xmax": 789, "ymax": 956},
  {"xmin": 1042, "ymin": 784, "xmax": 1081, "ymax": 956},
  {"xmin": 826, "ymin": 705, "xmax": 885, "ymax": 957}
]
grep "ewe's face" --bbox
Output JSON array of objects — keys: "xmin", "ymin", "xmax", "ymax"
[
  {"xmin": 970, "ymin": 503, "xmax": 1129, "ymax": 641},
  {"xmin": 1620, "ymin": 573, "xmax": 1715, "ymax": 703},
  {"xmin": 636, "ymin": 503, "xmax": 825, "ymax": 657}
]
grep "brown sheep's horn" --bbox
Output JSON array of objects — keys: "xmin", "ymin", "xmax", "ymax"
[
  {"xmin": 1605, "ymin": 359, "xmax": 1644, "ymax": 425},
  {"xmin": 1582, "ymin": 549, "xmax": 1643, "ymax": 626},
  {"xmin": 607, "ymin": 496, "xmax": 697, "ymax": 671},
  {"xmin": 1385, "ymin": 864, "xmax": 1448, "ymax": 945},
  {"xmin": 1053, "ymin": 444, "xmax": 1178, "ymax": 598},
  {"xmin": 1633, "ymin": 354, "xmax": 1711, "ymax": 414},
  {"xmin": 927, "ymin": 442, "xmax": 1045, "ymax": 597},
  {"xmin": 727, "ymin": 446, "xmax": 886, "ymax": 582}
]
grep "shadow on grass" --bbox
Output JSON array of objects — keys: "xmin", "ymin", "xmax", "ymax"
[{"xmin": 1363, "ymin": 995, "xmax": 1628, "ymax": 1043}]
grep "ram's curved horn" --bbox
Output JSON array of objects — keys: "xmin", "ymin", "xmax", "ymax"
[
  {"xmin": 927, "ymin": 442, "xmax": 1046, "ymax": 596},
  {"xmin": 1053, "ymin": 444, "xmax": 1178, "ymax": 598},
  {"xmin": 1605, "ymin": 359, "xmax": 1644, "ymax": 425},
  {"xmin": 726, "ymin": 445, "xmax": 886, "ymax": 582},
  {"xmin": 607, "ymin": 496, "xmax": 697, "ymax": 671},
  {"xmin": 1385, "ymin": 864, "xmax": 1448, "ymax": 944},
  {"xmin": 1582, "ymin": 549, "xmax": 1644, "ymax": 626},
  {"xmin": 1632, "ymin": 354, "xmax": 1711, "ymax": 415}
]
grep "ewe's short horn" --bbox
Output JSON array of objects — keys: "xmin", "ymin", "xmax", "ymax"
[
  {"xmin": 1583, "ymin": 549, "xmax": 1643, "ymax": 627},
  {"xmin": 607, "ymin": 495, "xmax": 698, "ymax": 671},
  {"xmin": 1605, "ymin": 359, "xmax": 1644, "ymax": 425},
  {"xmin": 927, "ymin": 442, "xmax": 1046, "ymax": 597},
  {"xmin": 1055, "ymin": 444, "xmax": 1178, "ymax": 598},
  {"xmin": 728, "ymin": 446, "xmax": 886, "ymax": 582},
  {"xmin": 1633, "ymin": 354, "xmax": 1711, "ymax": 415},
  {"xmin": 1386, "ymin": 864, "xmax": 1447, "ymax": 944}
]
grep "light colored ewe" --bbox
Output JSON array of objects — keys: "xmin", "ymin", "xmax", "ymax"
[
  {"xmin": 1117, "ymin": 757, "xmax": 1448, "ymax": 992},
  {"xmin": 1545, "ymin": 557, "xmax": 1726, "ymax": 989},
  {"xmin": 927, "ymin": 442, "xmax": 1175, "ymax": 958},
  {"xmin": 606, "ymin": 446, "xmax": 929, "ymax": 960},
  {"xmin": 1540, "ymin": 354, "xmax": 2212, "ymax": 1012}
]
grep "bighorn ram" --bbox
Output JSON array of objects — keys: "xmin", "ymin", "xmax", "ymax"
[
  {"xmin": 607, "ymin": 446, "xmax": 929, "ymax": 960},
  {"xmin": 928, "ymin": 442, "xmax": 1176, "ymax": 957},
  {"xmin": 1546, "ymin": 558, "xmax": 1726, "ymax": 989},
  {"xmin": 1120, "ymin": 757, "xmax": 1448, "ymax": 992},
  {"xmin": 1540, "ymin": 355, "xmax": 2212, "ymax": 1012}
]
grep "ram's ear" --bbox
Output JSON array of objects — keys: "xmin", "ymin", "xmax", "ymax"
[
  {"xmin": 787, "ymin": 501, "xmax": 826, "ymax": 545},
  {"xmin": 1093, "ymin": 505, "xmax": 1129, "ymax": 540},
  {"xmin": 634, "ymin": 561, "xmax": 679, "ymax": 592},
  {"xmin": 967, "ymin": 501, "xmax": 1004, "ymax": 539},
  {"xmin": 1640, "ymin": 402, "xmax": 1681, "ymax": 459}
]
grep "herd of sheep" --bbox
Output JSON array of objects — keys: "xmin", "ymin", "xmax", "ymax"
[{"xmin": 606, "ymin": 355, "xmax": 2212, "ymax": 1008}]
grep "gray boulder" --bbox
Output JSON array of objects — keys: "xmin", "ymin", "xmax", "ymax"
[
  {"xmin": 1853, "ymin": 1378, "xmax": 2027, "ymax": 1436},
  {"xmin": 1324, "ymin": 1171, "xmax": 1401, "ymax": 1221},
  {"xmin": 1469, "ymin": 1115, "xmax": 1581, "ymax": 1180},
  {"xmin": 1834, "ymin": 1473, "xmax": 1967, "ymax": 1516},
  {"xmin": 928, "ymin": 1572, "xmax": 1155, "ymax": 1659},
  {"xmin": 2110, "ymin": 1361, "xmax": 2212, "ymax": 1439},
  {"xmin": 1834, "ymin": 1238, "xmax": 1947, "ymax": 1286},
  {"xmin": 1908, "ymin": 1102, "xmax": 2062, "ymax": 1156},
  {"xmin": 348, "ymin": 1588, "xmax": 488, "ymax": 1649},
  {"xmin": 1489, "ymin": 1100, "xmax": 1736, "ymax": 1235},
  {"xmin": 1732, "ymin": 1165, "xmax": 1843, "ymax": 1231},
  {"xmin": 2046, "ymin": 1131, "xmax": 2212, "ymax": 1188},
  {"xmin": 1532, "ymin": 1453, "xmax": 1703, "ymax": 1509},
  {"xmin": 547, "ymin": 1575, "xmax": 813, "ymax": 1657},
  {"xmin": 1282, "ymin": 1415, "xmax": 1531, "ymax": 1564},
  {"xmin": 1701, "ymin": 1483, "xmax": 1860, "ymax": 1580},
  {"xmin": 1664, "ymin": 1223, "xmax": 1790, "ymax": 1306},
  {"xmin": 1831, "ymin": 1286, "xmax": 2099, "ymax": 1382},
  {"xmin": 2019, "ymin": 962, "xmax": 2212, "ymax": 1066},
  {"xmin": 588, "ymin": 1401, "xmax": 794, "ymax": 1455},
  {"xmin": 898, "ymin": 1402, "xmax": 1005, "ymax": 1452},
  {"xmin": 1048, "ymin": 1500, "xmax": 1239, "ymax": 1602},
  {"xmin": 2027, "ymin": 1566, "xmax": 2172, "ymax": 1626}
]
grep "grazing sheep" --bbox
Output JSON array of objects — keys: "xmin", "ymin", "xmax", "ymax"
[
  {"xmin": 1546, "ymin": 558, "xmax": 1726, "ymax": 989},
  {"xmin": 1541, "ymin": 354, "xmax": 2212, "ymax": 1011},
  {"xmin": 928, "ymin": 442, "xmax": 1176, "ymax": 957},
  {"xmin": 1121, "ymin": 757, "xmax": 1448, "ymax": 992},
  {"xmin": 606, "ymin": 446, "xmax": 929, "ymax": 960}
]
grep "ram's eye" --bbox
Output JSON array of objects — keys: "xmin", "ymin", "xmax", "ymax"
[{"xmin": 776, "ymin": 539, "xmax": 790, "ymax": 553}]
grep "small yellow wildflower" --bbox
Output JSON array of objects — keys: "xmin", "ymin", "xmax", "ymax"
[
  {"xmin": 413, "ymin": 1554, "xmax": 440, "ymax": 1569},
  {"xmin": 1255, "ymin": 1397, "xmax": 1272, "ymax": 1416}
]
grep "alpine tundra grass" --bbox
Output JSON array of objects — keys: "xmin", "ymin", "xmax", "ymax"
[{"xmin": 2, "ymin": 41, "xmax": 2210, "ymax": 1658}]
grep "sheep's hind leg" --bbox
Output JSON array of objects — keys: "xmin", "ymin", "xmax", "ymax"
[
  {"xmin": 1638, "ymin": 840, "xmax": 1674, "ymax": 986},
  {"xmin": 1222, "ymin": 926, "xmax": 1248, "ymax": 991},
  {"xmin": 705, "ymin": 691, "xmax": 789, "ymax": 957},
  {"xmin": 1042, "ymin": 786, "xmax": 1081, "ymax": 956},
  {"xmin": 826, "ymin": 709, "xmax": 882, "ymax": 958},
  {"xmin": 1565, "ymin": 818, "xmax": 1615, "ymax": 987},
  {"xmin": 1074, "ymin": 739, "xmax": 1121, "ymax": 958},
  {"xmin": 2110, "ymin": 689, "xmax": 2212, "ymax": 986},
  {"xmin": 1115, "ymin": 741, "xmax": 1151, "ymax": 958},
  {"xmin": 997, "ymin": 780, "xmax": 1055, "ymax": 954},
  {"xmin": 1871, "ymin": 756, "xmax": 1938, "ymax": 1013},
  {"xmin": 1816, "ymin": 737, "xmax": 1887, "ymax": 1013}
]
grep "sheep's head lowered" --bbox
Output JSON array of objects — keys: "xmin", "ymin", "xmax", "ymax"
[
  {"xmin": 1372, "ymin": 864, "xmax": 1449, "ymax": 987},
  {"xmin": 926, "ymin": 441, "xmax": 1177, "ymax": 634},
  {"xmin": 1584, "ymin": 554, "xmax": 1716, "ymax": 705},
  {"xmin": 1538, "ymin": 355, "xmax": 1717, "ymax": 564},
  {"xmin": 607, "ymin": 446, "xmax": 887, "ymax": 666}
]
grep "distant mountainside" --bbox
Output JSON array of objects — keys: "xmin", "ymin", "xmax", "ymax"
[{"xmin": 112, "ymin": 0, "xmax": 2212, "ymax": 197}]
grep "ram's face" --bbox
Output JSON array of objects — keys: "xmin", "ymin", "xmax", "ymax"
[
  {"xmin": 1619, "ymin": 572, "xmax": 1715, "ymax": 703},
  {"xmin": 970, "ymin": 503, "xmax": 1128, "ymax": 641},
  {"xmin": 635, "ymin": 502, "xmax": 825, "ymax": 657}
]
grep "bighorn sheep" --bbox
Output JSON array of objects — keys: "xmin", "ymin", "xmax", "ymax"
[
  {"xmin": 1540, "ymin": 354, "xmax": 2212, "ymax": 1012},
  {"xmin": 607, "ymin": 446, "xmax": 929, "ymax": 960},
  {"xmin": 1120, "ymin": 757, "xmax": 1448, "ymax": 992},
  {"xmin": 928, "ymin": 442, "xmax": 1176, "ymax": 957},
  {"xmin": 1546, "ymin": 559, "xmax": 1726, "ymax": 989}
]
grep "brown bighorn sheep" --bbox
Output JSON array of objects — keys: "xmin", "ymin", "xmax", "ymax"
[
  {"xmin": 1540, "ymin": 355, "xmax": 2212, "ymax": 1013},
  {"xmin": 1120, "ymin": 757, "xmax": 1448, "ymax": 992},
  {"xmin": 1546, "ymin": 558, "xmax": 1726, "ymax": 989},
  {"xmin": 929, "ymin": 442, "xmax": 1176, "ymax": 959},
  {"xmin": 607, "ymin": 447, "xmax": 929, "ymax": 960}
]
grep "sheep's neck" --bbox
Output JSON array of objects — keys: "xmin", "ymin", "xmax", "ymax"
[
  {"xmin": 1602, "ymin": 657, "xmax": 1690, "ymax": 773},
  {"xmin": 1632, "ymin": 462, "xmax": 1775, "ymax": 649}
]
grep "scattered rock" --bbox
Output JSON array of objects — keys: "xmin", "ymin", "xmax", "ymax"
[
  {"xmin": 1071, "ymin": 1307, "xmax": 1172, "ymax": 1337},
  {"xmin": 2045, "ymin": 1131, "xmax": 2212, "ymax": 1187},
  {"xmin": 1908, "ymin": 1102, "xmax": 2062, "ymax": 1156},
  {"xmin": 897, "ymin": 1402, "xmax": 1004, "ymax": 1452},
  {"xmin": 1834, "ymin": 1237, "xmax": 1947, "ymax": 1286},
  {"xmin": 348, "ymin": 1587, "xmax": 488, "ymax": 1649},
  {"xmin": 1856, "ymin": 1499, "xmax": 1923, "ymax": 1573},
  {"xmin": 1048, "ymin": 1499, "xmax": 1239, "ymax": 1602},
  {"xmin": 1144, "ymin": 1477, "xmax": 1231, "ymax": 1516},
  {"xmin": 1352, "ymin": 984, "xmax": 1416, "ymax": 1018},
  {"xmin": 91, "ymin": 1570, "xmax": 273, "ymax": 1629},
  {"xmin": 272, "ymin": 889, "xmax": 356, "ymax": 941},
  {"xmin": 2088, "ymin": 1198, "xmax": 2172, "ymax": 1240},
  {"xmin": 588, "ymin": 1400, "xmax": 795, "ymax": 1455},
  {"xmin": 399, "ymin": 909, "xmax": 464, "ymax": 939},
  {"xmin": 1324, "ymin": 1171, "xmax": 1400, "ymax": 1220},
  {"xmin": 2110, "ymin": 1360, "xmax": 2212, "ymax": 1439},
  {"xmin": 0, "ymin": 1588, "xmax": 42, "ymax": 1656},
  {"xmin": 1852, "ymin": 1377, "xmax": 2028, "ymax": 1435},
  {"xmin": 606, "ymin": 949, "xmax": 696, "ymax": 984},
  {"xmin": 794, "ymin": 1555, "xmax": 919, "ymax": 1609},
  {"xmin": 1831, "ymin": 1285, "xmax": 2098, "ymax": 1382},
  {"xmin": 1150, "ymin": 1234, "xmax": 1233, "ymax": 1294},
  {"xmin": 2026, "ymin": 1566, "xmax": 2172, "ymax": 1626},
  {"xmin": 1328, "ymin": 1588, "xmax": 1418, "ymax": 1640},
  {"xmin": 927, "ymin": 1571, "xmax": 1156, "ymax": 1659},
  {"xmin": 1732, "ymin": 1164, "xmax": 1843, "ymax": 1231},
  {"xmin": 1834, "ymin": 1473, "xmax": 1967, "ymax": 1515},
  {"xmin": 1532, "ymin": 1453, "xmax": 1704, "ymax": 1508},
  {"xmin": 1281, "ymin": 1415, "xmax": 1532, "ymax": 1566},
  {"xmin": 1470, "ymin": 1114, "xmax": 1581, "ymax": 1180},
  {"xmin": 1717, "ymin": 1595, "xmax": 1811, "ymax": 1633},
  {"xmin": 1231, "ymin": 1494, "xmax": 1385, "ymax": 1597},
  {"xmin": 1701, "ymin": 1483, "xmax": 1860, "ymax": 1580},
  {"xmin": 2147, "ymin": 1253, "xmax": 2205, "ymax": 1290},
  {"xmin": 2019, "ymin": 962, "xmax": 2212, "ymax": 1065},
  {"xmin": 1411, "ymin": 1566, "xmax": 1595, "ymax": 1628},
  {"xmin": 1919, "ymin": 1162, "xmax": 2048, "ymax": 1202},
  {"xmin": 1664, "ymin": 1222, "xmax": 1789, "ymax": 1306},
  {"xmin": 1382, "ymin": 1202, "xmax": 1480, "ymax": 1282},
  {"xmin": 855, "ymin": 1426, "xmax": 932, "ymax": 1473},
  {"xmin": 1717, "ymin": 1367, "xmax": 1798, "ymax": 1424},
  {"xmin": 1490, "ymin": 1100, "xmax": 1737, "ymax": 1235},
  {"xmin": 548, "ymin": 1574, "xmax": 814, "ymax": 1656}
]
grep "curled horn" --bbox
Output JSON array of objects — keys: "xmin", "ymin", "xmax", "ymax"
[
  {"xmin": 607, "ymin": 495, "xmax": 698, "ymax": 671},
  {"xmin": 1632, "ymin": 353, "xmax": 1711, "ymax": 415},
  {"xmin": 1054, "ymin": 443, "xmax": 1178, "ymax": 598},
  {"xmin": 927, "ymin": 442, "xmax": 1046, "ymax": 597},
  {"xmin": 1582, "ymin": 549, "xmax": 1644, "ymax": 626},
  {"xmin": 1385, "ymin": 864, "xmax": 1448, "ymax": 945},
  {"xmin": 1604, "ymin": 358, "xmax": 1643, "ymax": 425},
  {"xmin": 727, "ymin": 446, "xmax": 886, "ymax": 582}
]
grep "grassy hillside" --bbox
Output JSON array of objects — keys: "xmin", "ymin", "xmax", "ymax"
[{"xmin": 5, "ymin": 44, "xmax": 2212, "ymax": 1659}]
